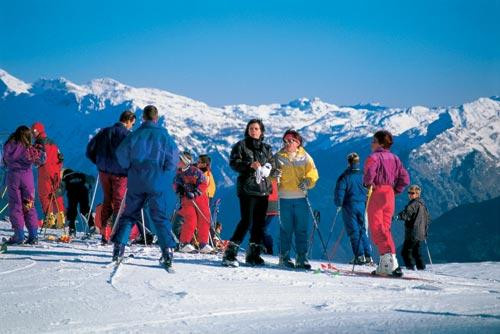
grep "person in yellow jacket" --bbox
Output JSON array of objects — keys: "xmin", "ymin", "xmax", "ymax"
[
  {"xmin": 275, "ymin": 129, "xmax": 319, "ymax": 270},
  {"xmin": 197, "ymin": 154, "xmax": 216, "ymax": 202}
]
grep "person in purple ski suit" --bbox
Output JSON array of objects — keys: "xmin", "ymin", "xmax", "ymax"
[{"xmin": 2, "ymin": 126, "xmax": 45, "ymax": 244}]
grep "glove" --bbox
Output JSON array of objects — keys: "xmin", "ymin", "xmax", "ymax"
[
  {"xmin": 186, "ymin": 191, "xmax": 195, "ymax": 199},
  {"xmin": 298, "ymin": 179, "xmax": 310, "ymax": 191},
  {"xmin": 194, "ymin": 189, "xmax": 202, "ymax": 197}
]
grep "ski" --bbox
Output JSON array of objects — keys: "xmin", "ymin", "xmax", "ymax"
[
  {"xmin": 0, "ymin": 243, "xmax": 7, "ymax": 254},
  {"xmin": 316, "ymin": 263, "xmax": 433, "ymax": 282},
  {"xmin": 107, "ymin": 257, "xmax": 127, "ymax": 284}
]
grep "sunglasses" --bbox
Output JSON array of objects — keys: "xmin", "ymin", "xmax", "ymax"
[
  {"xmin": 408, "ymin": 192, "xmax": 416, "ymax": 195},
  {"xmin": 283, "ymin": 139, "xmax": 299, "ymax": 145}
]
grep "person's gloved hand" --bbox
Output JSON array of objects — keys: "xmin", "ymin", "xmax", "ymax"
[
  {"xmin": 298, "ymin": 179, "xmax": 310, "ymax": 191},
  {"xmin": 194, "ymin": 189, "xmax": 202, "ymax": 197},
  {"xmin": 186, "ymin": 191, "xmax": 195, "ymax": 199}
]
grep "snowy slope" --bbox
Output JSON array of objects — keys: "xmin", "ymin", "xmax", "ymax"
[{"xmin": 0, "ymin": 221, "xmax": 499, "ymax": 334}]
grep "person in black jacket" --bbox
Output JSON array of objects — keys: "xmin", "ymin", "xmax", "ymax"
[
  {"xmin": 61, "ymin": 169, "xmax": 95, "ymax": 236},
  {"xmin": 222, "ymin": 119, "xmax": 275, "ymax": 267},
  {"xmin": 396, "ymin": 185, "xmax": 431, "ymax": 270}
]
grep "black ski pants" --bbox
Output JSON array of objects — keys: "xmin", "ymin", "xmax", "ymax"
[
  {"xmin": 66, "ymin": 186, "xmax": 94, "ymax": 229},
  {"xmin": 401, "ymin": 227, "xmax": 425, "ymax": 270},
  {"xmin": 230, "ymin": 195, "xmax": 269, "ymax": 245}
]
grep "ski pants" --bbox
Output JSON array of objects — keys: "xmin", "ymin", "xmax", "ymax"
[
  {"xmin": 401, "ymin": 227, "xmax": 425, "ymax": 269},
  {"xmin": 230, "ymin": 195, "xmax": 268, "ymax": 245},
  {"xmin": 99, "ymin": 171, "xmax": 127, "ymax": 235},
  {"xmin": 342, "ymin": 201, "xmax": 372, "ymax": 258},
  {"xmin": 279, "ymin": 198, "xmax": 309, "ymax": 257},
  {"xmin": 66, "ymin": 186, "xmax": 94, "ymax": 230},
  {"xmin": 263, "ymin": 214, "xmax": 277, "ymax": 254},
  {"xmin": 38, "ymin": 172, "xmax": 64, "ymax": 215},
  {"xmin": 179, "ymin": 195, "xmax": 211, "ymax": 245},
  {"xmin": 7, "ymin": 170, "xmax": 39, "ymax": 241},
  {"xmin": 367, "ymin": 185, "xmax": 396, "ymax": 255},
  {"xmin": 112, "ymin": 189, "xmax": 176, "ymax": 250}
]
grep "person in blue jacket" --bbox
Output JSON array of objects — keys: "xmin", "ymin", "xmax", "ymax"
[
  {"xmin": 111, "ymin": 105, "xmax": 179, "ymax": 271},
  {"xmin": 334, "ymin": 152, "xmax": 373, "ymax": 265}
]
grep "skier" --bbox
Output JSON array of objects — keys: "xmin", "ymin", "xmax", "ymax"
[
  {"xmin": 222, "ymin": 119, "xmax": 275, "ymax": 267},
  {"xmin": 396, "ymin": 184, "xmax": 430, "ymax": 270},
  {"xmin": 61, "ymin": 168, "xmax": 96, "ymax": 236},
  {"xmin": 334, "ymin": 152, "xmax": 373, "ymax": 265},
  {"xmin": 263, "ymin": 178, "xmax": 279, "ymax": 255},
  {"xmin": 86, "ymin": 110, "xmax": 136, "ymax": 244},
  {"xmin": 197, "ymin": 154, "xmax": 216, "ymax": 204},
  {"xmin": 174, "ymin": 151, "xmax": 213, "ymax": 253},
  {"xmin": 274, "ymin": 129, "xmax": 319, "ymax": 269},
  {"xmin": 111, "ymin": 105, "xmax": 178, "ymax": 271},
  {"xmin": 363, "ymin": 130, "xmax": 410, "ymax": 277},
  {"xmin": 2, "ymin": 126, "xmax": 45, "ymax": 244},
  {"xmin": 31, "ymin": 122, "xmax": 65, "ymax": 229}
]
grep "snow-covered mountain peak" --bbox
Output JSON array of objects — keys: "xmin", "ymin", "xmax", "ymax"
[
  {"xmin": 0, "ymin": 68, "xmax": 31, "ymax": 96},
  {"xmin": 31, "ymin": 77, "xmax": 90, "ymax": 98}
]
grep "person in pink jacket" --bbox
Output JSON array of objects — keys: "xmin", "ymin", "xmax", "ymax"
[{"xmin": 363, "ymin": 130, "xmax": 410, "ymax": 277}]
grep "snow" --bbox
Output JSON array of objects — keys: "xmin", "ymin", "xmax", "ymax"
[
  {"xmin": 0, "ymin": 69, "xmax": 31, "ymax": 96},
  {"xmin": 1, "ymin": 220, "xmax": 499, "ymax": 334}
]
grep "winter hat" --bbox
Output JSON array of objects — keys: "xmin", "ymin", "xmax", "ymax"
[
  {"xmin": 62, "ymin": 168, "xmax": 74, "ymax": 178},
  {"xmin": 347, "ymin": 152, "xmax": 360, "ymax": 165},
  {"xmin": 179, "ymin": 151, "xmax": 193, "ymax": 165},
  {"xmin": 31, "ymin": 122, "xmax": 45, "ymax": 136},
  {"xmin": 282, "ymin": 129, "xmax": 303, "ymax": 146}
]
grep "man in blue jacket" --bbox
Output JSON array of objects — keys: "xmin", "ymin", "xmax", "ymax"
[
  {"xmin": 334, "ymin": 153, "xmax": 373, "ymax": 265},
  {"xmin": 111, "ymin": 105, "xmax": 179, "ymax": 271},
  {"xmin": 86, "ymin": 110, "xmax": 136, "ymax": 244}
]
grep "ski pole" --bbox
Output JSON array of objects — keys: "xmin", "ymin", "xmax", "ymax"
[
  {"xmin": 424, "ymin": 239, "xmax": 433, "ymax": 267},
  {"xmin": 329, "ymin": 226, "xmax": 345, "ymax": 260},
  {"xmin": 110, "ymin": 189, "xmax": 127, "ymax": 239},
  {"xmin": 325, "ymin": 207, "xmax": 342, "ymax": 249},
  {"xmin": 304, "ymin": 194, "xmax": 331, "ymax": 262},
  {"xmin": 140, "ymin": 209, "xmax": 147, "ymax": 247},
  {"xmin": 85, "ymin": 174, "xmax": 99, "ymax": 234},
  {"xmin": 0, "ymin": 203, "xmax": 8, "ymax": 215}
]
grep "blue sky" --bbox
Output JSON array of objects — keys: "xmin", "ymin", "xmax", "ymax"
[{"xmin": 1, "ymin": 0, "xmax": 499, "ymax": 107}]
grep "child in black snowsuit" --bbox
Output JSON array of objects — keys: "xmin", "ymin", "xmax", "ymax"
[
  {"xmin": 61, "ymin": 169, "xmax": 95, "ymax": 235},
  {"xmin": 396, "ymin": 185, "xmax": 431, "ymax": 270}
]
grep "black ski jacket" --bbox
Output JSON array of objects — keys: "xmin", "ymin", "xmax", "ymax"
[
  {"xmin": 230, "ymin": 136, "xmax": 273, "ymax": 197},
  {"xmin": 397, "ymin": 198, "xmax": 431, "ymax": 241}
]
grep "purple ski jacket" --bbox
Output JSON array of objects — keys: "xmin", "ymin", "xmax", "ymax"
[
  {"xmin": 363, "ymin": 148, "xmax": 410, "ymax": 194},
  {"xmin": 3, "ymin": 141, "xmax": 43, "ymax": 171}
]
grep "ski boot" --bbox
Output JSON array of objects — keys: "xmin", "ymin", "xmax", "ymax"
[
  {"xmin": 364, "ymin": 256, "xmax": 375, "ymax": 266},
  {"xmin": 245, "ymin": 243, "xmax": 265, "ymax": 266},
  {"xmin": 55, "ymin": 211, "xmax": 66, "ymax": 229},
  {"xmin": 43, "ymin": 213, "xmax": 56, "ymax": 228},
  {"xmin": 222, "ymin": 241, "xmax": 240, "ymax": 267},
  {"xmin": 373, "ymin": 253, "xmax": 403, "ymax": 277},
  {"xmin": 349, "ymin": 255, "xmax": 366, "ymax": 265},
  {"xmin": 25, "ymin": 236, "xmax": 39, "ymax": 245},
  {"xmin": 4, "ymin": 236, "xmax": 24, "ymax": 245},
  {"xmin": 199, "ymin": 243, "xmax": 214, "ymax": 254},
  {"xmin": 112, "ymin": 243, "xmax": 126, "ymax": 262},
  {"xmin": 279, "ymin": 256, "xmax": 295, "ymax": 269},
  {"xmin": 159, "ymin": 248, "xmax": 175, "ymax": 273},
  {"xmin": 295, "ymin": 253, "xmax": 312, "ymax": 270}
]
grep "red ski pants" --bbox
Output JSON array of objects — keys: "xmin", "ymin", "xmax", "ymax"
[
  {"xmin": 367, "ymin": 185, "xmax": 396, "ymax": 255},
  {"xmin": 99, "ymin": 171, "xmax": 127, "ymax": 236},
  {"xmin": 179, "ymin": 195, "xmax": 211, "ymax": 245},
  {"xmin": 38, "ymin": 174, "xmax": 65, "ymax": 214}
]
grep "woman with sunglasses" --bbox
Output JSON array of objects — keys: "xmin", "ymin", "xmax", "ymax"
[
  {"xmin": 396, "ymin": 185, "xmax": 430, "ymax": 270},
  {"xmin": 363, "ymin": 130, "xmax": 410, "ymax": 276},
  {"xmin": 274, "ymin": 129, "xmax": 319, "ymax": 269}
]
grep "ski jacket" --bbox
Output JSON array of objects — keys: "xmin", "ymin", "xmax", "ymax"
[
  {"xmin": 33, "ymin": 123, "xmax": 63, "ymax": 180},
  {"xmin": 334, "ymin": 163, "xmax": 367, "ymax": 207},
  {"xmin": 204, "ymin": 170, "xmax": 216, "ymax": 198},
  {"xmin": 3, "ymin": 141, "xmax": 44, "ymax": 172},
  {"xmin": 115, "ymin": 121, "xmax": 178, "ymax": 192},
  {"xmin": 61, "ymin": 170, "xmax": 94, "ymax": 194},
  {"xmin": 267, "ymin": 179, "xmax": 279, "ymax": 215},
  {"xmin": 363, "ymin": 148, "xmax": 410, "ymax": 194},
  {"xmin": 230, "ymin": 137, "xmax": 274, "ymax": 197},
  {"xmin": 86, "ymin": 122, "xmax": 130, "ymax": 176},
  {"xmin": 174, "ymin": 165, "xmax": 208, "ymax": 198},
  {"xmin": 397, "ymin": 197, "xmax": 430, "ymax": 241},
  {"xmin": 275, "ymin": 146, "xmax": 319, "ymax": 199}
]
